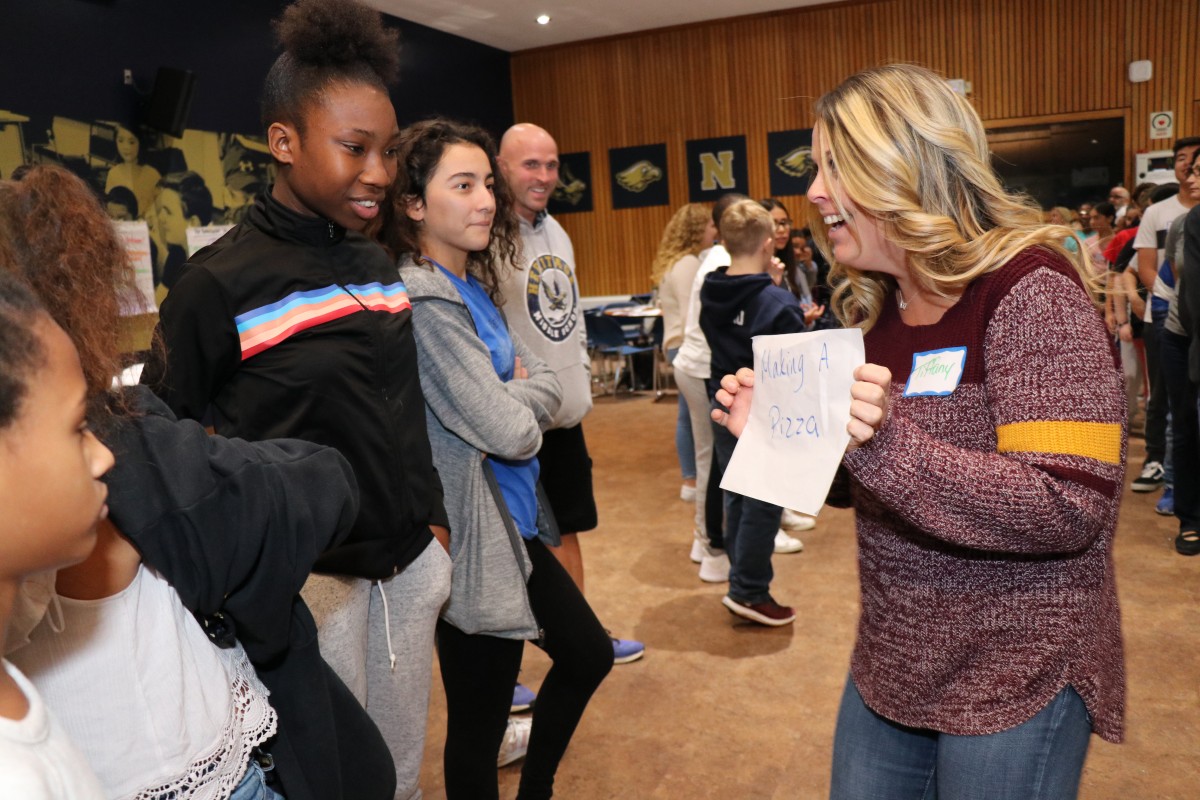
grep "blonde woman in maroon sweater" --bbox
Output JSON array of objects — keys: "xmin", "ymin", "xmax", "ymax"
[{"xmin": 715, "ymin": 64, "xmax": 1125, "ymax": 800}]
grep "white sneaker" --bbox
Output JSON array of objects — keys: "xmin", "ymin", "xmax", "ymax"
[
  {"xmin": 680, "ymin": 483, "xmax": 697, "ymax": 502},
  {"xmin": 497, "ymin": 716, "xmax": 533, "ymax": 768},
  {"xmin": 699, "ymin": 550, "xmax": 730, "ymax": 583},
  {"xmin": 780, "ymin": 509, "xmax": 816, "ymax": 532},
  {"xmin": 774, "ymin": 529, "xmax": 804, "ymax": 554},
  {"xmin": 689, "ymin": 537, "xmax": 705, "ymax": 564}
]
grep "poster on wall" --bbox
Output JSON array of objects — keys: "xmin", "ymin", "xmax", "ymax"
[
  {"xmin": 186, "ymin": 224, "xmax": 235, "ymax": 256},
  {"xmin": 113, "ymin": 220, "xmax": 157, "ymax": 316},
  {"xmin": 767, "ymin": 128, "xmax": 814, "ymax": 197},
  {"xmin": 685, "ymin": 135, "xmax": 748, "ymax": 202},
  {"xmin": 608, "ymin": 143, "xmax": 668, "ymax": 210},
  {"xmin": 547, "ymin": 151, "xmax": 592, "ymax": 214}
]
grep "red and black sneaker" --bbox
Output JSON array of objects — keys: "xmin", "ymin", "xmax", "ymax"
[{"xmin": 722, "ymin": 595, "xmax": 795, "ymax": 627}]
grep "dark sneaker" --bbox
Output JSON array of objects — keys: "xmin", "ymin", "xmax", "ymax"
[
  {"xmin": 722, "ymin": 595, "xmax": 795, "ymax": 627},
  {"xmin": 1131, "ymin": 461, "xmax": 1164, "ymax": 492},
  {"xmin": 1175, "ymin": 530, "xmax": 1200, "ymax": 556}
]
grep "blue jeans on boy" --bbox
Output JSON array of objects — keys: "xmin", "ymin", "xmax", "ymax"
[
  {"xmin": 830, "ymin": 678, "xmax": 1091, "ymax": 800},
  {"xmin": 712, "ymin": 424, "xmax": 782, "ymax": 603}
]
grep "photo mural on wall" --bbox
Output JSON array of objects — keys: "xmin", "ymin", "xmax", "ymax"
[{"xmin": 0, "ymin": 109, "xmax": 271, "ymax": 291}]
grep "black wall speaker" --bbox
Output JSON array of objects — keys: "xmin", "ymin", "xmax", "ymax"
[{"xmin": 143, "ymin": 67, "xmax": 196, "ymax": 138}]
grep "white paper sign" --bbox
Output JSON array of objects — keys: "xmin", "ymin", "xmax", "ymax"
[
  {"xmin": 186, "ymin": 224, "xmax": 234, "ymax": 257},
  {"xmin": 720, "ymin": 328, "xmax": 865, "ymax": 515},
  {"xmin": 113, "ymin": 220, "xmax": 157, "ymax": 316}
]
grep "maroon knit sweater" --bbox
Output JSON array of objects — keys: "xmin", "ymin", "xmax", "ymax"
[{"xmin": 840, "ymin": 248, "xmax": 1126, "ymax": 742}]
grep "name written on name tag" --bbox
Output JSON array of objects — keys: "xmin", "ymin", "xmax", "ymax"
[{"xmin": 903, "ymin": 346, "xmax": 967, "ymax": 397}]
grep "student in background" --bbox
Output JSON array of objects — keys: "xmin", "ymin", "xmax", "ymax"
[
  {"xmin": 701, "ymin": 199, "xmax": 809, "ymax": 626},
  {"xmin": 673, "ymin": 193, "xmax": 740, "ymax": 582},
  {"xmin": 384, "ymin": 117, "xmax": 613, "ymax": 799},
  {"xmin": 1158, "ymin": 148, "xmax": 1200, "ymax": 555},
  {"xmin": 1134, "ymin": 137, "xmax": 1200, "ymax": 515},
  {"xmin": 144, "ymin": 1, "xmax": 451, "ymax": 797},
  {"xmin": 760, "ymin": 197, "xmax": 799, "ymax": 290},
  {"xmin": 0, "ymin": 272, "xmax": 111, "ymax": 800},
  {"xmin": 650, "ymin": 202, "xmax": 716, "ymax": 524}
]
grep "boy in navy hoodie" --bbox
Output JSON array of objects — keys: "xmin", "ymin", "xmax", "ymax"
[{"xmin": 700, "ymin": 199, "xmax": 806, "ymax": 626}]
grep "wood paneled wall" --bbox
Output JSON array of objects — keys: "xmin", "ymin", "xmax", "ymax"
[{"xmin": 510, "ymin": 0, "xmax": 1199, "ymax": 296}]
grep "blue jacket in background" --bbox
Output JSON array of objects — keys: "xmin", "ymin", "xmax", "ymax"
[{"xmin": 699, "ymin": 268, "xmax": 806, "ymax": 400}]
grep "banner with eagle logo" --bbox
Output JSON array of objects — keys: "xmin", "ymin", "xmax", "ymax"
[
  {"xmin": 546, "ymin": 151, "xmax": 593, "ymax": 214},
  {"xmin": 609, "ymin": 143, "xmax": 668, "ymax": 209},
  {"xmin": 767, "ymin": 129, "xmax": 814, "ymax": 197}
]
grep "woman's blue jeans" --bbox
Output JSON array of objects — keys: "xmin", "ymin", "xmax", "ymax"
[
  {"xmin": 830, "ymin": 678, "xmax": 1091, "ymax": 800},
  {"xmin": 667, "ymin": 347, "xmax": 696, "ymax": 480}
]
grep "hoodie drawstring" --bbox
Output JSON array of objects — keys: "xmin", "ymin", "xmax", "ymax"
[{"xmin": 375, "ymin": 580, "xmax": 397, "ymax": 671}]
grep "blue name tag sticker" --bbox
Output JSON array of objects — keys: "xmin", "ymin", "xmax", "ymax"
[{"xmin": 903, "ymin": 346, "xmax": 967, "ymax": 397}]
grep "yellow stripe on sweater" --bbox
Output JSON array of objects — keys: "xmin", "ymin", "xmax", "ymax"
[{"xmin": 996, "ymin": 421, "xmax": 1122, "ymax": 464}]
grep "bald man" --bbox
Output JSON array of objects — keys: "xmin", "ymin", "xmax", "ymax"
[
  {"xmin": 1109, "ymin": 185, "xmax": 1131, "ymax": 220},
  {"xmin": 497, "ymin": 124, "xmax": 644, "ymax": 670}
]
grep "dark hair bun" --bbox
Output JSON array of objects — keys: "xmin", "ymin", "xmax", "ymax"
[{"xmin": 276, "ymin": 0, "xmax": 400, "ymax": 85}]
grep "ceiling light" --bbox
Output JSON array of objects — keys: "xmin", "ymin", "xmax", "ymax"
[{"xmin": 536, "ymin": 14, "xmax": 551, "ymax": 25}]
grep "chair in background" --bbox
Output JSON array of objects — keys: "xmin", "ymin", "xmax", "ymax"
[
  {"xmin": 599, "ymin": 301, "xmax": 646, "ymax": 342},
  {"xmin": 585, "ymin": 312, "xmax": 655, "ymax": 396},
  {"xmin": 648, "ymin": 315, "xmax": 673, "ymax": 400}
]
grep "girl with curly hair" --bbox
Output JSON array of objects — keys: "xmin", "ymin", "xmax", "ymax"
[
  {"xmin": 650, "ymin": 203, "xmax": 715, "ymax": 532},
  {"xmin": 4, "ymin": 164, "xmax": 383, "ymax": 799},
  {"xmin": 0, "ymin": 271, "xmax": 111, "ymax": 800},
  {"xmin": 145, "ymin": 1, "xmax": 452, "ymax": 796},
  {"xmin": 387, "ymin": 118, "xmax": 613, "ymax": 800},
  {"xmin": 715, "ymin": 64, "xmax": 1124, "ymax": 798}
]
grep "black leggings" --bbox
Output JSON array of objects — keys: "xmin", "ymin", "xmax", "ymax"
[{"xmin": 437, "ymin": 537, "xmax": 614, "ymax": 800}]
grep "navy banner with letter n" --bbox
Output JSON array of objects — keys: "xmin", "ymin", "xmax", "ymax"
[
  {"xmin": 547, "ymin": 151, "xmax": 593, "ymax": 214},
  {"xmin": 685, "ymin": 135, "xmax": 748, "ymax": 202},
  {"xmin": 767, "ymin": 129, "xmax": 814, "ymax": 197},
  {"xmin": 609, "ymin": 144, "xmax": 669, "ymax": 210}
]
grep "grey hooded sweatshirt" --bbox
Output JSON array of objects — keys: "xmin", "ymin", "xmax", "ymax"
[{"xmin": 400, "ymin": 258, "xmax": 563, "ymax": 639}]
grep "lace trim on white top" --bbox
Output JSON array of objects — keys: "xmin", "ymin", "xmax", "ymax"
[{"xmin": 126, "ymin": 646, "xmax": 277, "ymax": 800}]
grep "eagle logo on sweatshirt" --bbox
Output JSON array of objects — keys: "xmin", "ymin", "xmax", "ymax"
[{"xmin": 526, "ymin": 254, "xmax": 579, "ymax": 342}]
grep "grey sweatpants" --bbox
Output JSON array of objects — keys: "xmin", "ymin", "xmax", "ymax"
[{"xmin": 301, "ymin": 541, "xmax": 452, "ymax": 800}]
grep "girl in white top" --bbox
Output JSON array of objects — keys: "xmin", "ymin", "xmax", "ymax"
[
  {"xmin": 0, "ymin": 274, "xmax": 112, "ymax": 800},
  {"xmin": 651, "ymin": 203, "xmax": 716, "ymax": 542},
  {"xmin": 13, "ymin": 566, "xmax": 278, "ymax": 799},
  {"xmin": 0, "ymin": 167, "xmax": 282, "ymax": 800}
]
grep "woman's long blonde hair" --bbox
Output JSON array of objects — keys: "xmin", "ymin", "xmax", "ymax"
[
  {"xmin": 650, "ymin": 203, "xmax": 710, "ymax": 286},
  {"xmin": 808, "ymin": 63, "xmax": 1095, "ymax": 331}
]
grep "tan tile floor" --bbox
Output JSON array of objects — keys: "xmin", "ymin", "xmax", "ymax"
[{"xmin": 419, "ymin": 393, "xmax": 1199, "ymax": 799}]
